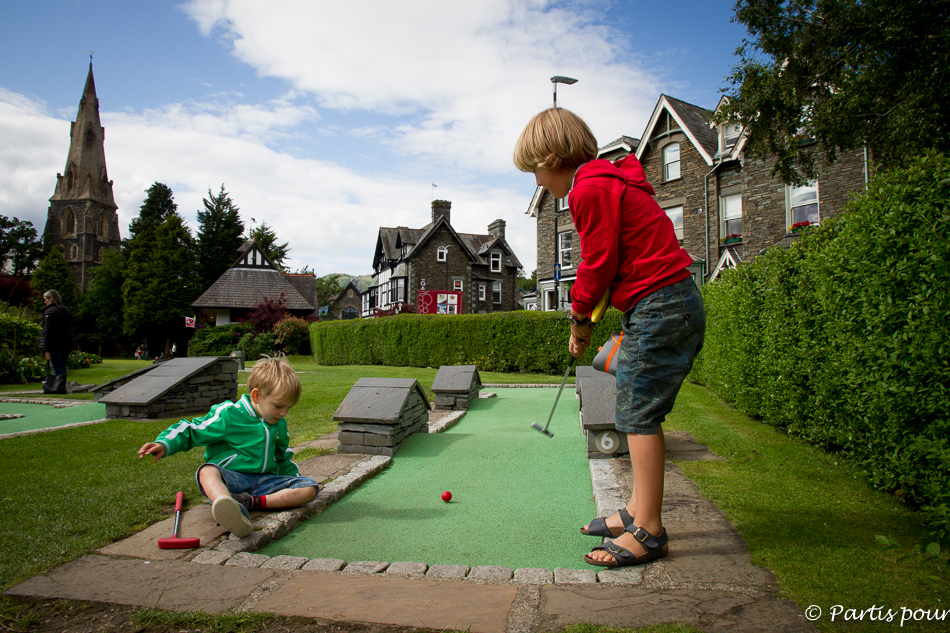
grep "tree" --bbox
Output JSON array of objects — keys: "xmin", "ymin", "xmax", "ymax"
[
  {"xmin": 31, "ymin": 246, "xmax": 77, "ymax": 311},
  {"xmin": 123, "ymin": 185, "xmax": 201, "ymax": 355},
  {"xmin": 81, "ymin": 249, "xmax": 127, "ymax": 354},
  {"xmin": 249, "ymin": 222, "xmax": 290, "ymax": 271},
  {"xmin": 517, "ymin": 268, "xmax": 537, "ymax": 292},
  {"xmin": 196, "ymin": 184, "xmax": 245, "ymax": 289},
  {"xmin": 314, "ymin": 274, "xmax": 344, "ymax": 316},
  {"xmin": 718, "ymin": 0, "xmax": 950, "ymax": 184},
  {"xmin": 126, "ymin": 182, "xmax": 178, "ymax": 246},
  {"xmin": 0, "ymin": 216, "xmax": 43, "ymax": 277}
]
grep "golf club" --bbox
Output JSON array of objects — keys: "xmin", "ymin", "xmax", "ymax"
[
  {"xmin": 530, "ymin": 289, "xmax": 611, "ymax": 438},
  {"xmin": 157, "ymin": 491, "xmax": 200, "ymax": 549}
]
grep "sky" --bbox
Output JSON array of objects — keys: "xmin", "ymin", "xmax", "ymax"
[{"xmin": 0, "ymin": 0, "xmax": 748, "ymax": 278}]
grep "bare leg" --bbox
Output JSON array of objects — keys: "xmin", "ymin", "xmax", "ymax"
[
  {"xmin": 261, "ymin": 486, "xmax": 318, "ymax": 508},
  {"xmin": 197, "ymin": 464, "xmax": 230, "ymax": 503},
  {"xmin": 586, "ymin": 428, "xmax": 665, "ymax": 563}
]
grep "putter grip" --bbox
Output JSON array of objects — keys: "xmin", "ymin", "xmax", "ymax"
[
  {"xmin": 174, "ymin": 491, "xmax": 184, "ymax": 513},
  {"xmin": 591, "ymin": 289, "xmax": 611, "ymax": 324}
]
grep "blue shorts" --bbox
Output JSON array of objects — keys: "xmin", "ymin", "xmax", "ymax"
[
  {"xmin": 196, "ymin": 463, "xmax": 319, "ymax": 500},
  {"xmin": 615, "ymin": 276, "xmax": 706, "ymax": 435}
]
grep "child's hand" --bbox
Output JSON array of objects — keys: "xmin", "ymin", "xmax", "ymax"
[{"xmin": 138, "ymin": 442, "xmax": 165, "ymax": 462}]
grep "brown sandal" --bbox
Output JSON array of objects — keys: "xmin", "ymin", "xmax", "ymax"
[{"xmin": 583, "ymin": 526, "xmax": 668, "ymax": 567}]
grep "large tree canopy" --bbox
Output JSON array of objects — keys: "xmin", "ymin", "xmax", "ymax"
[
  {"xmin": 0, "ymin": 216, "xmax": 43, "ymax": 277},
  {"xmin": 126, "ymin": 182, "xmax": 178, "ymax": 245},
  {"xmin": 196, "ymin": 184, "xmax": 245, "ymax": 289},
  {"xmin": 719, "ymin": 0, "xmax": 950, "ymax": 183}
]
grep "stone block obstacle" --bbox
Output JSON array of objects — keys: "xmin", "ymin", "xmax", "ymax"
[
  {"xmin": 95, "ymin": 357, "xmax": 239, "ymax": 420},
  {"xmin": 576, "ymin": 366, "xmax": 629, "ymax": 459},
  {"xmin": 431, "ymin": 364, "xmax": 481, "ymax": 410},
  {"xmin": 333, "ymin": 378, "xmax": 431, "ymax": 457}
]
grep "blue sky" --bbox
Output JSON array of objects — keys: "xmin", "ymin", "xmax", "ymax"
[{"xmin": 0, "ymin": 0, "xmax": 747, "ymax": 277}]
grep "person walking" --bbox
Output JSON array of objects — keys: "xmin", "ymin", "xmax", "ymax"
[{"xmin": 40, "ymin": 289, "xmax": 77, "ymax": 393}]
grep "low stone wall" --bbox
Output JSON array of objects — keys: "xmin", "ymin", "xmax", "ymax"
[{"xmin": 104, "ymin": 358, "xmax": 238, "ymax": 420}]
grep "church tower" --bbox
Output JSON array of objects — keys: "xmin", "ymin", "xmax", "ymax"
[{"xmin": 45, "ymin": 62, "xmax": 121, "ymax": 291}]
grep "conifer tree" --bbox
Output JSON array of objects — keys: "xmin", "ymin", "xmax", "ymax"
[
  {"xmin": 196, "ymin": 184, "xmax": 245, "ymax": 289},
  {"xmin": 30, "ymin": 245, "xmax": 77, "ymax": 311},
  {"xmin": 248, "ymin": 222, "xmax": 290, "ymax": 272}
]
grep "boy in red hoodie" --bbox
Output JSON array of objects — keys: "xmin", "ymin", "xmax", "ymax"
[{"xmin": 515, "ymin": 108, "xmax": 705, "ymax": 567}]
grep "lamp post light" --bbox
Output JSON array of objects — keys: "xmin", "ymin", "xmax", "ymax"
[{"xmin": 551, "ymin": 75, "xmax": 577, "ymax": 109}]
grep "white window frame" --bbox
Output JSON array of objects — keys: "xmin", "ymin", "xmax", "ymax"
[
  {"xmin": 721, "ymin": 123, "xmax": 740, "ymax": 152},
  {"xmin": 720, "ymin": 194, "xmax": 743, "ymax": 238},
  {"xmin": 787, "ymin": 180, "xmax": 820, "ymax": 230},
  {"xmin": 664, "ymin": 206, "xmax": 683, "ymax": 241},
  {"xmin": 490, "ymin": 252, "xmax": 502, "ymax": 272},
  {"xmin": 437, "ymin": 246, "xmax": 448, "ymax": 262},
  {"xmin": 663, "ymin": 143, "xmax": 681, "ymax": 181},
  {"xmin": 492, "ymin": 281, "xmax": 502, "ymax": 304},
  {"xmin": 558, "ymin": 231, "xmax": 572, "ymax": 268},
  {"xmin": 557, "ymin": 197, "xmax": 569, "ymax": 212},
  {"xmin": 454, "ymin": 279, "xmax": 463, "ymax": 292},
  {"xmin": 479, "ymin": 284, "xmax": 486, "ymax": 301}
]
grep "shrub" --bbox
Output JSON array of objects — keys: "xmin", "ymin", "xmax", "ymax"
[
  {"xmin": 243, "ymin": 294, "xmax": 288, "ymax": 334},
  {"xmin": 692, "ymin": 152, "xmax": 950, "ymax": 538},
  {"xmin": 187, "ymin": 322, "xmax": 252, "ymax": 356},
  {"xmin": 238, "ymin": 331, "xmax": 275, "ymax": 362},
  {"xmin": 274, "ymin": 315, "xmax": 311, "ymax": 355},
  {"xmin": 0, "ymin": 312, "xmax": 40, "ymax": 356},
  {"xmin": 310, "ymin": 308, "xmax": 624, "ymax": 374}
]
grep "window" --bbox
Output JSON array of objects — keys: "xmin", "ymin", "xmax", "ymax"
[
  {"xmin": 389, "ymin": 278, "xmax": 405, "ymax": 303},
  {"xmin": 454, "ymin": 279, "xmax": 463, "ymax": 292},
  {"xmin": 492, "ymin": 281, "xmax": 501, "ymax": 304},
  {"xmin": 544, "ymin": 289, "xmax": 556, "ymax": 311},
  {"xmin": 557, "ymin": 197, "xmax": 569, "ymax": 212},
  {"xmin": 722, "ymin": 123, "xmax": 740, "ymax": 151},
  {"xmin": 342, "ymin": 306, "xmax": 358, "ymax": 320},
  {"xmin": 97, "ymin": 213, "xmax": 106, "ymax": 238},
  {"xmin": 479, "ymin": 284, "xmax": 486, "ymax": 301},
  {"xmin": 437, "ymin": 246, "xmax": 448, "ymax": 262},
  {"xmin": 663, "ymin": 143, "xmax": 681, "ymax": 180},
  {"xmin": 490, "ymin": 252, "xmax": 502, "ymax": 272},
  {"xmin": 720, "ymin": 194, "xmax": 743, "ymax": 238},
  {"xmin": 401, "ymin": 245, "xmax": 409, "ymax": 258},
  {"xmin": 558, "ymin": 231, "xmax": 572, "ymax": 267},
  {"xmin": 70, "ymin": 244, "xmax": 79, "ymax": 261},
  {"xmin": 63, "ymin": 208, "xmax": 76, "ymax": 236},
  {"xmin": 788, "ymin": 181, "xmax": 819, "ymax": 228},
  {"xmin": 664, "ymin": 206, "xmax": 683, "ymax": 241}
]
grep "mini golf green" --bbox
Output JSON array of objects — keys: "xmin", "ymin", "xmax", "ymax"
[
  {"xmin": 261, "ymin": 387, "xmax": 598, "ymax": 570},
  {"xmin": 0, "ymin": 401, "xmax": 108, "ymax": 437}
]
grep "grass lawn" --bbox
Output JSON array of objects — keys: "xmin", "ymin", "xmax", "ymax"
[{"xmin": 0, "ymin": 357, "xmax": 946, "ymax": 632}]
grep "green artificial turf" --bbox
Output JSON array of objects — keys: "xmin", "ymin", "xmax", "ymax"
[
  {"xmin": 0, "ymin": 402, "xmax": 108, "ymax": 436},
  {"xmin": 260, "ymin": 387, "xmax": 598, "ymax": 570}
]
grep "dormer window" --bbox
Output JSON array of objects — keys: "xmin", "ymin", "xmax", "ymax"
[
  {"xmin": 663, "ymin": 143, "xmax": 681, "ymax": 181},
  {"xmin": 437, "ymin": 246, "xmax": 448, "ymax": 262},
  {"xmin": 490, "ymin": 252, "xmax": 502, "ymax": 272},
  {"xmin": 401, "ymin": 244, "xmax": 409, "ymax": 258},
  {"xmin": 721, "ymin": 123, "xmax": 740, "ymax": 152}
]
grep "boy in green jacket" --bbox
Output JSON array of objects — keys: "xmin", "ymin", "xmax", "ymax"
[{"xmin": 138, "ymin": 357, "xmax": 319, "ymax": 537}]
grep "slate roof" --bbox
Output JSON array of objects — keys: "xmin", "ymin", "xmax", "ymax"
[
  {"xmin": 432, "ymin": 365, "xmax": 482, "ymax": 393},
  {"xmin": 636, "ymin": 94, "xmax": 719, "ymax": 166},
  {"xmin": 375, "ymin": 216, "xmax": 522, "ymax": 271},
  {"xmin": 192, "ymin": 242, "xmax": 314, "ymax": 311},
  {"xmin": 333, "ymin": 377, "xmax": 431, "ymax": 424}
]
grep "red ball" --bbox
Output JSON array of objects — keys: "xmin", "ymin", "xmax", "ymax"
[{"xmin": 441, "ymin": 491, "xmax": 452, "ymax": 502}]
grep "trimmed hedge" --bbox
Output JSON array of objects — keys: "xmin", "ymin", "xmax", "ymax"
[
  {"xmin": 691, "ymin": 153, "xmax": 950, "ymax": 538},
  {"xmin": 188, "ymin": 322, "xmax": 252, "ymax": 357},
  {"xmin": 311, "ymin": 308, "xmax": 624, "ymax": 374}
]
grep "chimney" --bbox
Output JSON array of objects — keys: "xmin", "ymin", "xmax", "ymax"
[
  {"xmin": 488, "ymin": 218, "xmax": 506, "ymax": 240},
  {"xmin": 431, "ymin": 200, "xmax": 451, "ymax": 225}
]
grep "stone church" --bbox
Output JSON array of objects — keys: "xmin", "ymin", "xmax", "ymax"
[{"xmin": 44, "ymin": 63, "xmax": 122, "ymax": 291}]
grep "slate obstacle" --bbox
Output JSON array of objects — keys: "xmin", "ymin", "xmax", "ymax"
[
  {"xmin": 333, "ymin": 378, "xmax": 431, "ymax": 457},
  {"xmin": 96, "ymin": 357, "xmax": 239, "ymax": 420},
  {"xmin": 575, "ymin": 366, "xmax": 629, "ymax": 459},
  {"xmin": 431, "ymin": 365, "xmax": 481, "ymax": 410}
]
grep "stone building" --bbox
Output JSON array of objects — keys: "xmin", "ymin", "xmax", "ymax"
[
  {"xmin": 44, "ymin": 63, "xmax": 121, "ymax": 291},
  {"xmin": 333, "ymin": 279, "xmax": 362, "ymax": 320},
  {"xmin": 526, "ymin": 94, "xmax": 869, "ymax": 309},
  {"xmin": 364, "ymin": 201, "xmax": 522, "ymax": 316}
]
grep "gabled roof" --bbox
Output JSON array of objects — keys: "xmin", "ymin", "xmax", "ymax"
[
  {"xmin": 636, "ymin": 94, "xmax": 718, "ymax": 166},
  {"xmin": 373, "ymin": 227, "xmax": 425, "ymax": 270},
  {"xmin": 192, "ymin": 242, "xmax": 314, "ymax": 310},
  {"xmin": 709, "ymin": 246, "xmax": 742, "ymax": 281},
  {"xmin": 335, "ymin": 279, "xmax": 362, "ymax": 302}
]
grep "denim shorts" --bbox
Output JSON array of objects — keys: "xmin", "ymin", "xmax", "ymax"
[
  {"xmin": 196, "ymin": 464, "xmax": 319, "ymax": 499},
  {"xmin": 615, "ymin": 276, "xmax": 706, "ymax": 435}
]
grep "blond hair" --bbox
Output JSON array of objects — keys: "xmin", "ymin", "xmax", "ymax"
[
  {"xmin": 246, "ymin": 357, "xmax": 301, "ymax": 405},
  {"xmin": 513, "ymin": 108, "xmax": 598, "ymax": 173}
]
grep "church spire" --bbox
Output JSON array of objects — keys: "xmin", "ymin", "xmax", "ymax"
[{"xmin": 50, "ymin": 61, "xmax": 115, "ymax": 208}]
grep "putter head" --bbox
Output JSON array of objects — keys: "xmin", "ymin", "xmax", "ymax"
[
  {"xmin": 530, "ymin": 422, "xmax": 554, "ymax": 438},
  {"xmin": 157, "ymin": 536, "xmax": 200, "ymax": 549}
]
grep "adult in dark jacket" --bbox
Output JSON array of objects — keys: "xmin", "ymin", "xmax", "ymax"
[{"xmin": 40, "ymin": 289, "xmax": 77, "ymax": 378}]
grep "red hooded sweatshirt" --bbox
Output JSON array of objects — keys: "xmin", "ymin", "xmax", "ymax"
[{"xmin": 568, "ymin": 156, "xmax": 693, "ymax": 315}]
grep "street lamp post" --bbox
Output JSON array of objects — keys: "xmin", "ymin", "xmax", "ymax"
[{"xmin": 550, "ymin": 76, "xmax": 577, "ymax": 310}]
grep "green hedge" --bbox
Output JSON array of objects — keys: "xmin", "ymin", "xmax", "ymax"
[
  {"xmin": 311, "ymin": 308, "xmax": 624, "ymax": 374},
  {"xmin": 692, "ymin": 153, "xmax": 950, "ymax": 538},
  {"xmin": 0, "ymin": 312, "xmax": 40, "ymax": 356},
  {"xmin": 188, "ymin": 323, "xmax": 252, "ymax": 356}
]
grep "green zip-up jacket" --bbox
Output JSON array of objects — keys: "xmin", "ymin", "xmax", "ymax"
[{"xmin": 154, "ymin": 394, "xmax": 299, "ymax": 476}]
